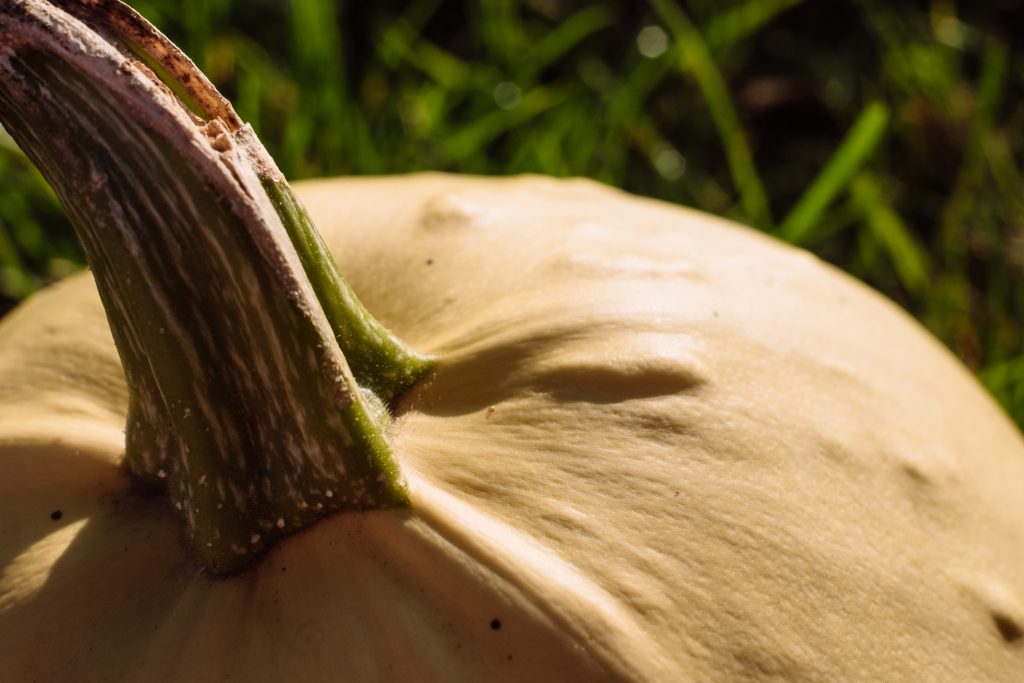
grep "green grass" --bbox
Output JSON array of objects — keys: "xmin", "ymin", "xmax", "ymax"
[
  {"xmin": 2, "ymin": 0, "xmax": 1023, "ymax": 426},
  {"xmin": 779, "ymin": 101, "xmax": 890, "ymax": 244}
]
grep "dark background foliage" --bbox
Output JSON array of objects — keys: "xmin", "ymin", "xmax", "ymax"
[{"xmin": 1, "ymin": 0, "xmax": 1023, "ymax": 423}]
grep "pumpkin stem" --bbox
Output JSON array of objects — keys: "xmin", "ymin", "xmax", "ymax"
[{"xmin": 0, "ymin": 0, "xmax": 431, "ymax": 575}]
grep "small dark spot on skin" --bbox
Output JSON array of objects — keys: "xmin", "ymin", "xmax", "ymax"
[
  {"xmin": 902, "ymin": 464, "xmax": 931, "ymax": 485},
  {"xmin": 50, "ymin": 510, "xmax": 62, "ymax": 521},
  {"xmin": 281, "ymin": 566, "xmax": 287, "ymax": 572},
  {"xmin": 490, "ymin": 618, "xmax": 502, "ymax": 631},
  {"xmin": 673, "ymin": 490, "xmax": 680, "ymax": 497},
  {"xmin": 993, "ymin": 612, "xmax": 1023, "ymax": 644},
  {"xmin": 485, "ymin": 407, "xmax": 496, "ymax": 417},
  {"xmin": 425, "ymin": 258, "xmax": 434, "ymax": 266}
]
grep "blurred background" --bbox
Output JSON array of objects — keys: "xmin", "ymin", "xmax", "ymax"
[{"xmin": 1, "ymin": 0, "xmax": 1023, "ymax": 424}]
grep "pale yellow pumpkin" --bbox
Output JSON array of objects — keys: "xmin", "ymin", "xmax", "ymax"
[{"xmin": 1, "ymin": 173, "xmax": 1022, "ymax": 681}]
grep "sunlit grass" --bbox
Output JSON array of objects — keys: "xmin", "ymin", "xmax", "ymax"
[
  {"xmin": 1, "ymin": 0, "xmax": 1022, "ymax": 426},
  {"xmin": 779, "ymin": 101, "xmax": 890, "ymax": 244}
]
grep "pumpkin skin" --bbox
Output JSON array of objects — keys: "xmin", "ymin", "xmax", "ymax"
[{"xmin": 1, "ymin": 173, "xmax": 1022, "ymax": 682}]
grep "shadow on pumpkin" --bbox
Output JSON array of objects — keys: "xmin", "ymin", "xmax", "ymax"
[
  {"xmin": 401, "ymin": 331, "xmax": 706, "ymax": 419},
  {"xmin": 0, "ymin": 439, "xmax": 631, "ymax": 681},
  {"xmin": 0, "ymin": 439, "xmax": 137, "ymax": 576},
  {"xmin": 0, "ymin": 441, "xmax": 196, "ymax": 679}
]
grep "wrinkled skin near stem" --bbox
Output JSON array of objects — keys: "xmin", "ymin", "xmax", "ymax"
[{"xmin": 0, "ymin": 0, "xmax": 432, "ymax": 575}]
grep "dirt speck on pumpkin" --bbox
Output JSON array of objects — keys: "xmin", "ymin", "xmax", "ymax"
[
  {"xmin": 49, "ymin": 510, "xmax": 62, "ymax": 521},
  {"xmin": 490, "ymin": 618, "xmax": 502, "ymax": 631}
]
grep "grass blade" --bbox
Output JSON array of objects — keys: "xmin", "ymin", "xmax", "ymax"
[
  {"xmin": 851, "ymin": 173, "xmax": 930, "ymax": 293},
  {"xmin": 440, "ymin": 86, "xmax": 566, "ymax": 165},
  {"xmin": 704, "ymin": 0, "xmax": 811, "ymax": 55},
  {"xmin": 648, "ymin": 0, "xmax": 772, "ymax": 229},
  {"xmin": 779, "ymin": 101, "xmax": 889, "ymax": 244},
  {"xmin": 516, "ymin": 5, "xmax": 614, "ymax": 83}
]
